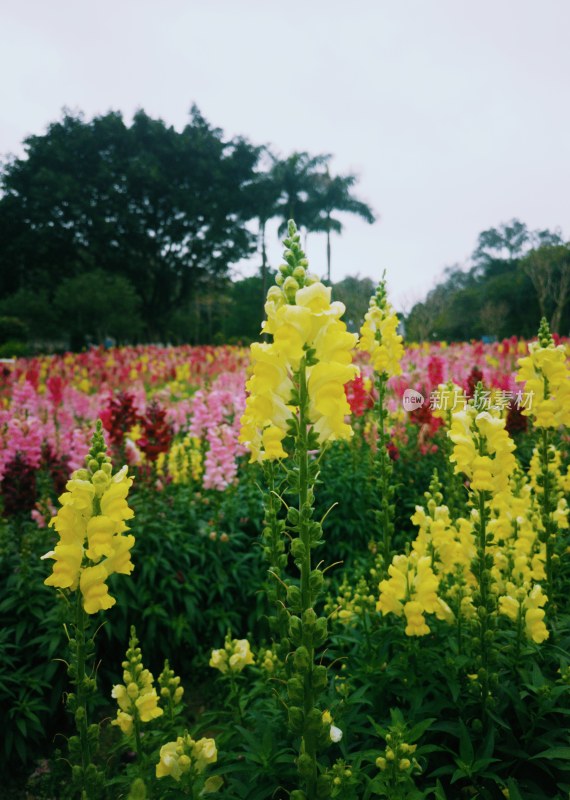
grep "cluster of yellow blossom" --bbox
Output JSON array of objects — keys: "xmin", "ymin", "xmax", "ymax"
[
  {"xmin": 411, "ymin": 502, "xmax": 474, "ymax": 578},
  {"xmin": 239, "ymin": 224, "xmax": 357, "ymax": 462},
  {"xmin": 209, "ymin": 637, "xmax": 255, "ymax": 674},
  {"xmin": 516, "ymin": 319, "xmax": 570, "ymax": 428},
  {"xmin": 449, "ymin": 406, "xmax": 516, "ymax": 498},
  {"xmin": 358, "ymin": 278, "xmax": 404, "ymax": 376},
  {"xmin": 156, "ymin": 732, "xmax": 219, "ymax": 785},
  {"xmin": 498, "ymin": 582, "xmax": 549, "ymax": 644},
  {"xmin": 377, "ymin": 552, "xmax": 453, "ymax": 636},
  {"xmin": 43, "ymin": 424, "xmax": 135, "ymax": 614},
  {"xmin": 168, "ymin": 435, "xmax": 203, "ymax": 484},
  {"xmin": 111, "ymin": 627, "xmax": 163, "ymax": 735}
]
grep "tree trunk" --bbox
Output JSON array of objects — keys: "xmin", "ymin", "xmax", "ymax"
[
  {"xmin": 326, "ymin": 216, "xmax": 331, "ymax": 283},
  {"xmin": 551, "ymin": 261, "xmax": 570, "ymax": 333},
  {"xmin": 261, "ymin": 220, "xmax": 267, "ymax": 310}
]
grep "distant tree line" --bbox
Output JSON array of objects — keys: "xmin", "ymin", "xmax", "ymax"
[
  {"xmin": 406, "ymin": 220, "xmax": 570, "ymax": 341},
  {"xmin": 0, "ymin": 106, "xmax": 375, "ymax": 352}
]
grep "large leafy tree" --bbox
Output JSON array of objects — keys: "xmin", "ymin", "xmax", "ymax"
[
  {"xmin": 0, "ymin": 107, "xmax": 259, "ymax": 338},
  {"xmin": 521, "ymin": 243, "xmax": 570, "ymax": 333}
]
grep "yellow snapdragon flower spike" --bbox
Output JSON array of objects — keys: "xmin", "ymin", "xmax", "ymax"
[
  {"xmin": 239, "ymin": 223, "xmax": 357, "ymax": 462},
  {"xmin": 43, "ymin": 422, "xmax": 135, "ymax": 614},
  {"xmin": 515, "ymin": 318, "xmax": 570, "ymax": 428},
  {"xmin": 156, "ymin": 733, "xmax": 218, "ymax": 782},
  {"xmin": 529, "ymin": 445, "xmax": 570, "ymax": 531},
  {"xmin": 168, "ymin": 435, "xmax": 203, "ymax": 484},
  {"xmin": 111, "ymin": 627, "xmax": 163, "ymax": 736},
  {"xmin": 449, "ymin": 406, "xmax": 516, "ymax": 499},
  {"xmin": 358, "ymin": 278, "xmax": 404, "ymax": 376}
]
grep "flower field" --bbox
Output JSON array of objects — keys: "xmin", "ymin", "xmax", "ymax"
[{"xmin": 2, "ymin": 232, "xmax": 570, "ymax": 799}]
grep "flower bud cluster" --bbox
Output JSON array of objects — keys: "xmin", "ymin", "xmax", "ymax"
[
  {"xmin": 111, "ymin": 626, "xmax": 163, "ymax": 736},
  {"xmin": 209, "ymin": 635, "xmax": 255, "ymax": 674}
]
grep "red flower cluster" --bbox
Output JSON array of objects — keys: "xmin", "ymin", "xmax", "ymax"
[
  {"xmin": 136, "ymin": 401, "xmax": 173, "ymax": 462},
  {"xmin": 344, "ymin": 375, "xmax": 374, "ymax": 417},
  {"xmin": 101, "ymin": 392, "xmax": 141, "ymax": 448},
  {"xmin": 466, "ymin": 366, "xmax": 484, "ymax": 398}
]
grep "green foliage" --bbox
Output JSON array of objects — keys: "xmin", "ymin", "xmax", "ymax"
[
  {"xmin": 0, "ymin": 518, "xmax": 67, "ymax": 777},
  {"xmin": 406, "ymin": 219, "xmax": 570, "ymax": 340},
  {"xmin": 97, "ymin": 475, "xmax": 265, "ymax": 684},
  {"xmin": 53, "ymin": 270, "xmax": 143, "ymax": 347},
  {"xmin": 332, "ymin": 275, "xmax": 376, "ymax": 332},
  {"xmin": 0, "ymin": 315, "xmax": 28, "ymax": 343}
]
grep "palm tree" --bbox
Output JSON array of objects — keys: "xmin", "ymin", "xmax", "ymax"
[
  {"xmin": 309, "ymin": 168, "xmax": 376, "ymax": 282},
  {"xmin": 271, "ymin": 151, "xmax": 332, "ymax": 238},
  {"xmin": 241, "ymin": 147, "xmax": 281, "ymax": 312}
]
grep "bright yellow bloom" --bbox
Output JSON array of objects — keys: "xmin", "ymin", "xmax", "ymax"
[
  {"xmin": 515, "ymin": 319, "xmax": 570, "ymax": 428},
  {"xmin": 358, "ymin": 279, "xmax": 404, "ymax": 377},
  {"xmin": 498, "ymin": 582, "xmax": 549, "ymax": 644},
  {"xmin": 449, "ymin": 407, "xmax": 516, "ymax": 498},
  {"xmin": 156, "ymin": 733, "xmax": 217, "ymax": 781},
  {"xmin": 377, "ymin": 552, "xmax": 447, "ymax": 636}
]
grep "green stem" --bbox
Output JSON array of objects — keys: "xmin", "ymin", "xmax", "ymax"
[
  {"xmin": 133, "ymin": 712, "xmax": 143, "ymax": 763},
  {"xmin": 74, "ymin": 592, "xmax": 92, "ymax": 797},
  {"xmin": 376, "ymin": 373, "xmax": 392, "ymax": 566},
  {"xmin": 540, "ymin": 428, "xmax": 554, "ymax": 604},
  {"xmin": 515, "ymin": 606, "xmax": 523, "ymax": 665},
  {"xmin": 477, "ymin": 491, "xmax": 491, "ymax": 722},
  {"xmin": 229, "ymin": 673, "xmax": 244, "ymax": 726},
  {"xmin": 362, "ymin": 609, "xmax": 372, "ymax": 660},
  {"xmin": 456, "ymin": 599, "xmax": 463, "ymax": 657},
  {"xmin": 298, "ymin": 358, "xmax": 317, "ymax": 798}
]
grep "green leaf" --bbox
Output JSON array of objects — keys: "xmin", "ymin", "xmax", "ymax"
[{"xmin": 531, "ymin": 746, "xmax": 570, "ymax": 761}]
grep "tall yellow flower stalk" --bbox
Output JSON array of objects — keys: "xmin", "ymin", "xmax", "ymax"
[
  {"xmin": 358, "ymin": 275, "xmax": 403, "ymax": 565},
  {"xmin": 42, "ymin": 421, "xmax": 135, "ymax": 798},
  {"xmin": 239, "ymin": 221, "xmax": 357, "ymax": 800},
  {"xmin": 239, "ymin": 236, "xmax": 357, "ymax": 461},
  {"xmin": 448, "ymin": 400, "xmax": 524, "ymax": 715},
  {"xmin": 516, "ymin": 318, "xmax": 570, "ymax": 600},
  {"xmin": 43, "ymin": 422, "xmax": 135, "ymax": 612}
]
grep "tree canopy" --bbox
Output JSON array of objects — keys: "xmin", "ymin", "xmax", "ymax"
[
  {"xmin": 0, "ymin": 107, "xmax": 376, "ymax": 348},
  {"xmin": 406, "ymin": 219, "xmax": 570, "ymax": 341}
]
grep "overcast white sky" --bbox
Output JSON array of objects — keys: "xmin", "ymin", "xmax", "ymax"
[{"xmin": 2, "ymin": 1, "xmax": 569, "ymax": 310}]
